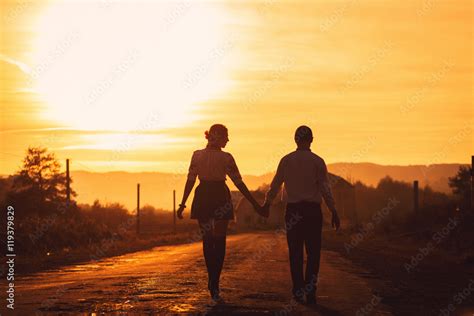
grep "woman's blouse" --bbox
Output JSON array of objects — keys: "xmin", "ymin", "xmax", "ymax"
[{"xmin": 187, "ymin": 147, "xmax": 243, "ymax": 185}]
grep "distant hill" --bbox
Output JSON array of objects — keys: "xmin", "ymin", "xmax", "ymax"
[
  {"xmin": 70, "ymin": 163, "xmax": 465, "ymax": 211},
  {"xmin": 327, "ymin": 162, "xmax": 465, "ymax": 193}
]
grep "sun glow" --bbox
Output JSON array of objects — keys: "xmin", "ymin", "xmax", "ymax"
[{"xmin": 30, "ymin": 1, "xmax": 234, "ymax": 131}]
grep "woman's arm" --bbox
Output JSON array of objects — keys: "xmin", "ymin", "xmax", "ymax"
[
  {"xmin": 178, "ymin": 151, "xmax": 198, "ymax": 219},
  {"xmin": 235, "ymin": 181, "xmax": 261, "ymax": 210},
  {"xmin": 177, "ymin": 179, "xmax": 196, "ymax": 219},
  {"xmin": 226, "ymin": 153, "xmax": 262, "ymax": 213}
]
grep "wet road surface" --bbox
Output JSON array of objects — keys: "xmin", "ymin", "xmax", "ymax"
[{"xmin": 12, "ymin": 232, "xmax": 392, "ymax": 315}]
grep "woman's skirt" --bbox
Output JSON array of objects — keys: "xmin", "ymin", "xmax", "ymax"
[{"xmin": 191, "ymin": 180, "xmax": 234, "ymax": 221}]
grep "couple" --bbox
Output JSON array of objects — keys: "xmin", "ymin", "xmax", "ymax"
[{"xmin": 177, "ymin": 124, "xmax": 340, "ymax": 305}]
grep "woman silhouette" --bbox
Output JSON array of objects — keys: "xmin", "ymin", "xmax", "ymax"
[{"xmin": 177, "ymin": 124, "xmax": 262, "ymax": 301}]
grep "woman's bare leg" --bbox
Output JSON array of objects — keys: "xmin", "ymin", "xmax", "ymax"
[
  {"xmin": 213, "ymin": 219, "xmax": 229, "ymax": 237},
  {"xmin": 213, "ymin": 219, "xmax": 229, "ymax": 292},
  {"xmin": 198, "ymin": 219, "xmax": 215, "ymax": 292}
]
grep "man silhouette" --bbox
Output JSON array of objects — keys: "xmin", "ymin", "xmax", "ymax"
[{"xmin": 262, "ymin": 125, "xmax": 340, "ymax": 305}]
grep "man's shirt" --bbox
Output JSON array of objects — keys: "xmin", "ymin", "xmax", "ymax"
[{"xmin": 265, "ymin": 148, "xmax": 337, "ymax": 213}]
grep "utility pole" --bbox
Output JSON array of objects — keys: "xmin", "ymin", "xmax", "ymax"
[
  {"xmin": 137, "ymin": 183, "xmax": 140, "ymax": 235},
  {"xmin": 413, "ymin": 180, "xmax": 419, "ymax": 213},
  {"xmin": 471, "ymin": 155, "xmax": 473, "ymax": 213},
  {"xmin": 66, "ymin": 159, "xmax": 71, "ymax": 207},
  {"xmin": 173, "ymin": 190, "xmax": 176, "ymax": 233},
  {"xmin": 352, "ymin": 185, "xmax": 358, "ymax": 226}
]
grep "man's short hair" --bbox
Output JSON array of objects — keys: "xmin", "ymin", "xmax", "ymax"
[{"xmin": 294, "ymin": 125, "xmax": 313, "ymax": 143}]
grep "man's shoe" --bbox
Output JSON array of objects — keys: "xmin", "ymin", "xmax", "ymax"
[
  {"xmin": 208, "ymin": 276, "xmax": 218, "ymax": 290},
  {"xmin": 306, "ymin": 295, "xmax": 317, "ymax": 305},
  {"xmin": 292, "ymin": 295, "xmax": 305, "ymax": 304}
]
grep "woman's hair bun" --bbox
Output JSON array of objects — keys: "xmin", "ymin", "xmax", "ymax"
[{"xmin": 205, "ymin": 124, "xmax": 227, "ymax": 141}]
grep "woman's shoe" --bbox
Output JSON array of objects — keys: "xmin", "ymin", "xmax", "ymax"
[
  {"xmin": 292, "ymin": 295, "xmax": 305, "ymax": 304},
  {"xmin": 210, "ymin": 288, "xmax": 223, "ymax": 303}
]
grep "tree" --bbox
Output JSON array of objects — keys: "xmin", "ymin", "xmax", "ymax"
[
  {"xmin": 448, "ymin": 165, "xmax": 471, "ymax": 211},
  {"xmin": 8, "ymin": 147, "xmax": 76, "ymax": 215}
]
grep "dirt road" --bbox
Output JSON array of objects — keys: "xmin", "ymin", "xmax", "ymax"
[{"xmin": 10, "ymin": 232, "xmax": 393, "ymax": 315}]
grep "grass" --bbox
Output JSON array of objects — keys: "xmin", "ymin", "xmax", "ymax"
[{"xmin": 322, "ymin": 221, "xmax": 474, "ymax": 315}]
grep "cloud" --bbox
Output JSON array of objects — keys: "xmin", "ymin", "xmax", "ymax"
[{"xmin": 0, "ymin": 54, "xmax": 31, "ymax": 75}]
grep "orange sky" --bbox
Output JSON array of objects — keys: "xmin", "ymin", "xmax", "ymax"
[{"xmin": 1, "ymin": 0, "xmax": 472, "ymax": 176}]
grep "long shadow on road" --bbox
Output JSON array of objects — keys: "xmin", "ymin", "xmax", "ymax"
[{"xmin": 206, "ymin": 301, "xmax": 344, "ymax": 316}]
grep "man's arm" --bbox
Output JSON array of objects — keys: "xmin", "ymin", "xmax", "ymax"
[
  {"xmin": 263, "ymin": 157, "xmax": 285, "ymax": 207},
  {"xmin": 319, "ymin": 160, "xmax": 337, "ymax": 214},
  {"xmin": 319, "ymin": 160, "xmax": 340, "ymax": 230}
]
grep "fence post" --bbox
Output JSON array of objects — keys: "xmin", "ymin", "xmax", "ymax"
[
  {"xmin": 137, "ymin": 183, "xmax": 140, "ymax": 235},
  {"xmin": 66, "ymin": 158, "xmax": 70, "ymax": 207},
  {"xmin": 173, "ymin": 190, "xmax": 176, "ymax": 233},
  {"xmin": 471, "ymin": 155, "xmax": 473, "ymax": 213},
  {"xmin": 413, "ymin": 180, "xmax": 419, "ymax": 213}
]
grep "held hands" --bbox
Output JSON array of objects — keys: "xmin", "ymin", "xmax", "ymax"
[
  {"xmin": 331, "ymin": 210, "xmax": 340, "ymax": 231},
  {"xmin": 253, "ymin": 201, "xmax": 270, "ymax": 218}
]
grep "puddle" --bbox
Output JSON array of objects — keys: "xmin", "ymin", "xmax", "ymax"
[
  {"xmin": 169, "ymin": 303, "xmax": 198, "ymax": 312},
  {"xmin": 241, "ymin": 292, "xmax": 285, "ymax": 301}
]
